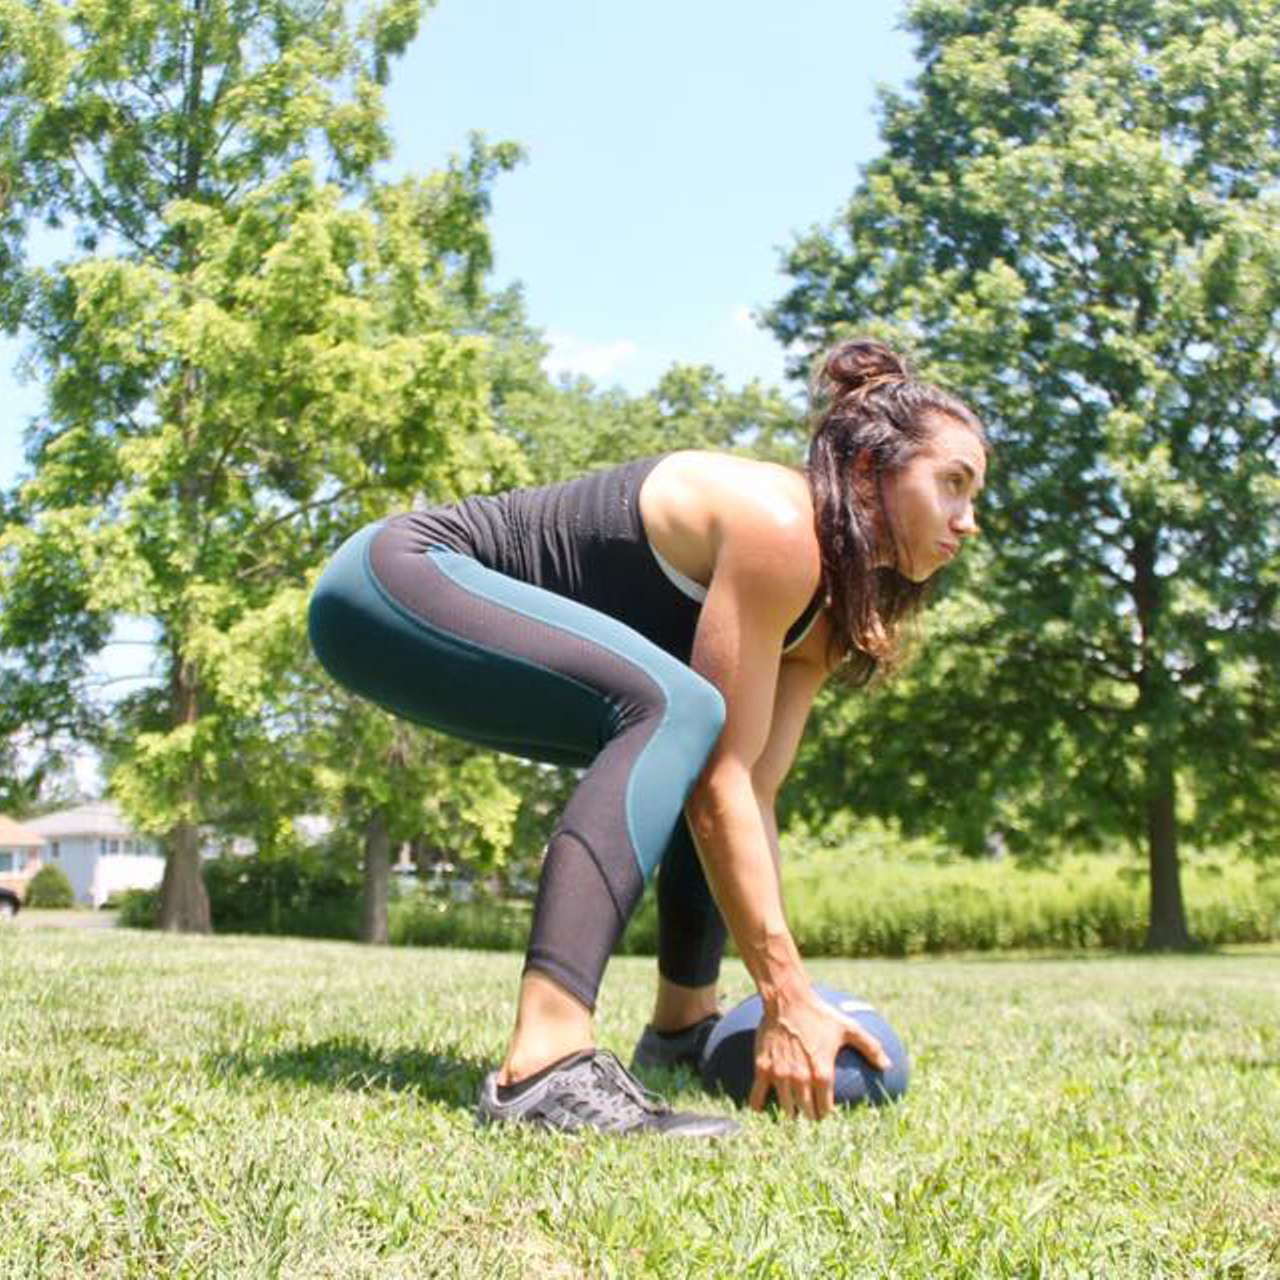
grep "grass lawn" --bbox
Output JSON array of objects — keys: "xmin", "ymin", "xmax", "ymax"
[{"xmin": 1, "ymin": 928, "xmax": 1276, "ymax": 1278}]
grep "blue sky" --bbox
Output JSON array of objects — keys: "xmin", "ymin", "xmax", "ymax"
[
  {"xmin": 0, "ymin": 0, "xmax": 918, "ymax": 490},
  {"xmin": 0, "ymin": 0, "xmax": 918, "ymax": 740}
]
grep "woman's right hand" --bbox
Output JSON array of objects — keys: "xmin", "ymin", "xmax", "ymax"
[{"xmin": 749, "ymin": 987, "xmax": 893, "ymax": 1120}]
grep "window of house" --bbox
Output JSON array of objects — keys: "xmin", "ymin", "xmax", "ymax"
[
  {"xmin": 51, "ymin": 840, "xmax": 60, "ymax": 859},
  {"xmin": 0, "ymin": 851, "xmax": 13, "ymax": 873},
  {"xmin": 108, "ymin": 838, "xmax": 120, "ymax": 854},
  {"xmin": 100, "ymin": 838, "xmax": 107, "ymax": 856}
]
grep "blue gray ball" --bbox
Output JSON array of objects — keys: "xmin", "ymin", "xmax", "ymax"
[{"xmin": 700, "ymin": 984, "xmax": 910, "ymax": 1107}]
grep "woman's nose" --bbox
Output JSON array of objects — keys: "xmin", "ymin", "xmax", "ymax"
[{"xmin": 952, "ymin": 502, "xmax": 978, "ymax": 536}]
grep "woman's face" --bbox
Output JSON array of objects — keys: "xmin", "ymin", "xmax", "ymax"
[{"xmin": 877, "ymin": 417, "xmax": 986, "ymax": 581}]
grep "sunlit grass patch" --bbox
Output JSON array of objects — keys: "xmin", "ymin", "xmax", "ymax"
[{"xmin": 1, "ymin": 929, "xmax": 1276, "ymax": 1277}]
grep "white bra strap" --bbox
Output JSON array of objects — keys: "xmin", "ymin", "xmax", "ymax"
[{"xmin": 648, "ymin": 544, "xmax": 708, "ymax": 603}]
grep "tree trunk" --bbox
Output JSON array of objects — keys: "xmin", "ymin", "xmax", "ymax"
[
  {"xmin": 158, "ymin": 815, "xmax": 211, "ymax": 932},
  {"xmin": 158, "ymin": 658, "xmax": 211, "ymax": 932},
  {"xmin": 361, "ymin": 810, "xmax": 390, "ymax": 945},
  {"xmin": 1131, "ymin": 529, "xmax": 1193, "ymax": 951},
  {"xmin": 1144, "ymin": 743, "xmax": 1193, "ymax": 951}
]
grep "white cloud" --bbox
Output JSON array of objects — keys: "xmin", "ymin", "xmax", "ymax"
[{"xmin": 541, "ymin": 331, "xmax": 639, "ymax": 384}]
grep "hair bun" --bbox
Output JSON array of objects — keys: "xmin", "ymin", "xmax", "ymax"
[{"xmin": 818, "ymin": 338, "xmax": 910, "ymax": 402}]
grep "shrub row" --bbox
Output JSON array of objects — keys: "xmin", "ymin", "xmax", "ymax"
[
  {"xmin": 117, "ymin": 855, "xmax": 361, "ymax": 939},
  {"xmin": 116, "ymin": 851, "xmax": 1280, "ymax": 956},
  {"xmin": 781, "ymin": 855, "xmax": 1280, "ymax": 956}
]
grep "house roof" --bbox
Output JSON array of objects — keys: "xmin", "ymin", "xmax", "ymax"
[
  {"xmin": 0, "ymin": 814, "xmax": 46, "ymax": 848},
  {"xmin": 24, "ymin": 801, "xmax": 138, "ymax": 840}
]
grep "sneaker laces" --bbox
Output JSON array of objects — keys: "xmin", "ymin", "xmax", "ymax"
[{"xmin": 588, "ymin": 1051, "xmax": 671, "ymax": 1116}]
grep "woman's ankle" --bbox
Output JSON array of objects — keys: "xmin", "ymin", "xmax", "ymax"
[
  {"xmin": 649, "ymin": 976, "xmax": 720, "ymax": 1033},
  {"xmin": 499, "ymin": 1037, "xmax": 594, "ymax": 1085},
  {"xmin": 499, "ymin": 969, "xmax": 595, "ymax": 1084}
]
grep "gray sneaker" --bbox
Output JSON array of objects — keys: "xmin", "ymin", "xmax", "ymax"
[
  {"xmin": 476, "ymin": 1049, "xmax": 738, "ymax": 1137},
  {"xmin": 631, "ymin": 1015, "xmax": 721, "ymax": 1073}
]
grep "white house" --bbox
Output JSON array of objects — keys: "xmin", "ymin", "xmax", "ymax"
[{"xmin": 25, "ymin": 801, "xmax": 166, "ymax": 909}]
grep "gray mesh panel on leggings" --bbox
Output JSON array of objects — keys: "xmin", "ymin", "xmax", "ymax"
[{"xmin": 308, "ymin": 515, "xmax": 726, "ymax": 1009}]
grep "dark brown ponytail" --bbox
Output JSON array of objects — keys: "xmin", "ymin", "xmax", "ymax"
[{"xmin": 806, "ymin": 337, "xmax": 988, "ymax": 685}]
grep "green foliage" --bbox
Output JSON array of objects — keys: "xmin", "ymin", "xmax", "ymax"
[
  {"xmin": 23, "ymin": 862, "xmax": 74, "ymax": 907},
  {"xmin": 0, "ymin": 0, "xmax": 823, "ymax": 909},
  {"xmin": 204, "ymin": 853, "xmax": 362, "ymax": 938},
  {"xmin": 112, "ymin": 842, "xmax": 1279, "ymax": 955},
  {"xmin": 0, "ymin": 0, "xmax": 534, "ymax": 925},
  {"xmin": 389, "ymin": 895, "xmax": 532, "ymax": 951},
  {"xmin": 499, "ymin": 361, "xmax": 804, "ymax": 485},
  {"xmin": 308, "ymin": 712, "xmax": 526, "ymax": 878},
  {"xmin": 121, "ymin": 853, "xmax": 361, "ymax": 937},
  {"xmin": 782, "ymin": 851, "xmax": 1280, "ymax": 957},
  {"xmin": 114, "ymin": 887, "xmax": 159, "ymax": 928},
  {"xmin": 768, "ymin": 0, "xmax": 1280, "ymax": 942}
]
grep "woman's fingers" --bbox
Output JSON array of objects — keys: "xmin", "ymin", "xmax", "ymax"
[
  {"xmin": 774, "ymin": 1074, "xmax": 798, "ymax": 1118},
  {"xmin": 842, "ymin": 1023, "xmax": 892, "ymax": 1072},
  {"xmin": 752, "ymin": 1058, "xmax": 829, "ymax": 1120},
  {"xmin": 748, "ymin": 1065, "xmax": 772, "ymax": 1112},
  {"xmin": 814, "ymin": 1063, "xmax": 835, "ymax": 1119},
  {"xmin": 751, "ymin": 1002, "xmax": 889, "ymax": 1119}
]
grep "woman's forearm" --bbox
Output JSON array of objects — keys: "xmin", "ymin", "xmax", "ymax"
[
  {"xmin": 686, "ymin": 766, "xmax": 808, "ymax": 1009},
  {"xmin": 756, "ymin": 789, "xmax": 782, "ymax": 878}
]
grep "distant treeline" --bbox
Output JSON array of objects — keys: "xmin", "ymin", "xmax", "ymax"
[{"xmin": 117, "ymin": 848, "xmax": 1280, "ymax": 956}]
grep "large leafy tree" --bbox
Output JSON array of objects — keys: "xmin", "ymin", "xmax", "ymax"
[
  {"xmin": 0, "ymin": 0, "xmax": 523, "ymax": 929},
  {"xmin": 769, "ymin": 0, "xmax": 1279, "ymax": 947}
]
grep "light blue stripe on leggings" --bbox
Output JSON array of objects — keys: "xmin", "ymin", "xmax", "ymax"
[{"xmin": 424, "ymin": 549, "xmax": 725, "ymax": 880}]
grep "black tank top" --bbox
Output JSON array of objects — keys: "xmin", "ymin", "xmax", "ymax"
[{"xmin": 399, "ymin": 454, "xmax": 825, "ymax": 664}]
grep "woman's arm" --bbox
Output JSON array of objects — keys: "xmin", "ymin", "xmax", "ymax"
[
  {"xmin": 684, "ymin": 520, "xmax": 889, "ymax": 1119},
  {"xmin": 683, "ymin": 520, "xmax": 809, "ymax": 977},
  {"xmin": 756, "ymin": 799, "xmax": 782, "ymax": 878},
  {"xmin": 752, "ymin": 653, "xmax": 832, "ymax": 875}
]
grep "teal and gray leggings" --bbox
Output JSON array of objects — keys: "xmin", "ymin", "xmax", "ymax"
[{"xmin": 307, "ymin": 516, "xmax": 730, "ymax": 1009}]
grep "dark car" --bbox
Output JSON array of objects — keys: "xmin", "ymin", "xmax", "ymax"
[{"xmin": 0, "ymin": 887, "xmax": 20, "ymax": 920}]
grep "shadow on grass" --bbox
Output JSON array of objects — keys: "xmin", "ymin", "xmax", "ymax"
[{"xmin": 207, "ymin": 1037, "xmax": 489, "ymax": 1110}]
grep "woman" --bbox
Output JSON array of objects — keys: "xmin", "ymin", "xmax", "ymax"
[{"xmin": 308, "ymin": 338, "xmax": 989, "ymax": 1136}]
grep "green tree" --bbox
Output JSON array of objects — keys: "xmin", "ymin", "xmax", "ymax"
[
  {"xmin": 0, "ymin": 0, "xmax": 523, "ymax": 930},
  {"xmin": 501, "ymin": 362, "xmax": 803, "ymax": 483},
  {"xmin": 769, "ymin": 0, "xmax": 1279, "ymax": 948},
  {"xmin": 0, "ymin": 482, "xmax": 108, "ymax": 815}
]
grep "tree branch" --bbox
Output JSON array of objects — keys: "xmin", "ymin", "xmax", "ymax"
[
  {"xmin": 232, "ymin": 483, "xmax": 384, "ymax": 582},
  {"xmin": 67, "ymin": 148, "xmax": 156, "ymax": 258}
]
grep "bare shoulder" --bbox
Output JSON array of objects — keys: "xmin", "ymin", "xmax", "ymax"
[{"xmin": 640, "ymin": 450, "xmax": 821, "ymax": 605}]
